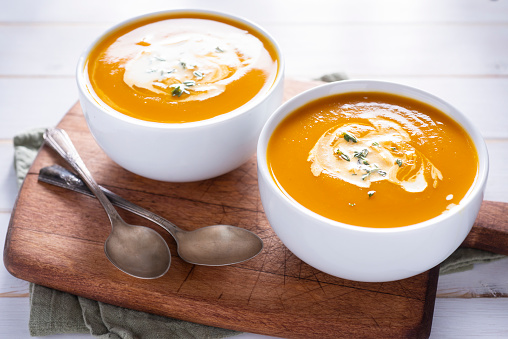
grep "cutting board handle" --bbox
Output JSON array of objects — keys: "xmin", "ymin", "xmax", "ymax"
[{"xmin": 462, "ymin": 200, "xmax": 508, "ymax": 255}]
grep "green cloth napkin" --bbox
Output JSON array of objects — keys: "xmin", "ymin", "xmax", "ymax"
[
  {"xmin": 439, "ymin": 247, "xmax": 505, "ymax": 275},
  {"xmin": 28, "ymin": 284, "xmax": 238, "ymax": 338},
  {"xmin": 13, "ymin": 83, "xmax": 505, "ymax": 337}
]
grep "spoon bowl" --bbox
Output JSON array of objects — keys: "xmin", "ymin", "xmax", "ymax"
[
  {"xmin": 104, "ymin": 220, "xmax": 170, "ymax": 278},
  {"xmin": 43, "ymin": 128, "xmax": 171, "ymax": 279},
  {"xmin": 174, "ymin": 225, "xmax": 263, "ymax": 266}
]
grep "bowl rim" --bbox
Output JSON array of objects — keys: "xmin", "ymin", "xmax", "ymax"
[
  {"xmin": 257, "ymin": 79, "xmax": 489, "ymax": 234},
  {"xmin": 76, "ymin": 8, "xmax": 285, "ymax": 129}
]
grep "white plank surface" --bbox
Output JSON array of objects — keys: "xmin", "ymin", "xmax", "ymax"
[
  {"xmin": 2, "ymin": 23, "xmax": 507, "ymax": 78},
  {"xmin": 0, "ymin": 142, "xmax": 18, "ymax": 211},
  {"xmin": 0, "ymin": 78, "xmax": 77, "ymax": 139},
  {"xmin": 437, "ymin": 257, "xmax": 508, "ymax": 298},
  {"xmin": 2, "ymin": 0, "xmax": 508, "ymax": 24},
  {"xmin": 1, "ymin": 0, "xmax": 507, "ymax": 338}
]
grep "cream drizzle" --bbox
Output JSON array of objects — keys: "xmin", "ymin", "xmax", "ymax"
[
  {"xmin": 102, "ymin": 19, "xmax": 272, "ymax": 102},
  {"xmin": 308, "ymin": 117, "xmax": 443, "ymax": 192}
]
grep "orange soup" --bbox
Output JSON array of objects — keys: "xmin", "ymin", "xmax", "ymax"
[
  {"xmin": 267, "ymin": 92, "xmax": 478, "ymax": 228},
  {"xmin": 86, "ymin": 12, "xmax": 279, "ymax": 123}
]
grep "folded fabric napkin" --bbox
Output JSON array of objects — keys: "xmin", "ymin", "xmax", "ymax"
[{"xmin": 13, "ymin": 75, "xmax": 505, "ymax": 337}]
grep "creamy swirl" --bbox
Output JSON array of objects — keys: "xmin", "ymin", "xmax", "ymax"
[
  {"xmin": 308, "ymin": 117, "xmax": 443, "ymax": 192},
  {"xmin": 103, "ymin": 20, "xmax": 270, "ymax": 103}
]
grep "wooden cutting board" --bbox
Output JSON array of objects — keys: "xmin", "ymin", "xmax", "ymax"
[{"xmin": 4, "ymin": 79, "xmax": 508, "ymax": 339}]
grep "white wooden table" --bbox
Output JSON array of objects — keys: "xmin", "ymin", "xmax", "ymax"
[{"xmin": 1, "ymin": 1, "xmax": 507, "ymax": 338}]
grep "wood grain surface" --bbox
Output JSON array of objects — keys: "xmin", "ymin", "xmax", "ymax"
[
  {"xmin": 5, "ymin": 79, "xmax": 506, "ymax": 339},
  {"xmin": 461, "ymin": 201, "xmax": 508, "ymax": 255}
]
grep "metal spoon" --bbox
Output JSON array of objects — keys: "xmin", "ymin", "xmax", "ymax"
[
  {"xmin": 38, "ymin": 164, "xmax": 264, "ymax": 266},
  {"xmin": 43, "ymin": 128, "xmax": 171, "ymax": 279}
]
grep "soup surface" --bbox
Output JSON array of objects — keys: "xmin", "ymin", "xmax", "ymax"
[
  {"xmin": 267, "ymin": 92, "xmax": 478, "ymax": 228},
  {"xmin": 86, "ymin": 12, "xmax": 279, "ymax": 123}
]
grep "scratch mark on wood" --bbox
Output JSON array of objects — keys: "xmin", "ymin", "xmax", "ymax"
[
  {"xmin": 397, "ymin": 280, "xmax": 416, "ymax": 300},
  {"xmin": 177, "ymin": 266, "xmax": 195, "ymax": 293},
  {"xmin": 247, "ymin": 239, "xmax": 273, "ymax": 305},
  {"xmin": 246, "ymin": 269, "xmax": 262, "ymax": 305},
  {"xmin": 370, "ymin": 315, "xmax": 381, "ymax": 328},
  {"xmin": 235, "ymin": 264, "xmax": 427, "ymax": 301},
  {"xmin": 199, "ymin": 179, "xmax": 216, "ymax": 200},
  {"xmin": 311, "ymin": 270, "xmax": 327, "ymax": 295}
]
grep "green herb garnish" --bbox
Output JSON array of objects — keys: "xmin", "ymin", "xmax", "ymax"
[
  {"xmin": 183, "ymin": 80, "xmax": 196, "ymax": 86},
  {"xmin": 193, "ymin": 71, "xmax": 204, "ymax": 79},
  {"xmin": 368, "ymin": 191, "xmax": 376, "ymax": 198},
  {"xmin": 215, "ymin": 46, "xmax": 225, "ymax": 53},
  {"xmin": 391, "ymin": 147, "xmax": 397, "ymax": 151},
  {"xmin": 335, "ymin": 149, "xmax": 350, "ymax": 161},
  {"xmin": 161, "ymin": 68, "xmax": 176, "ymax": 77},
  {"xmin": 343, "ymin": 132, "xmax": 358, "ymax": 143},
  {"xmin": 170, "ymin": 84, "xmax": 190, "ymax": 97},
  {"xmin": 152, "ymin": 55, "xmax": 166, "ymax": 62},
  {"xmin": 396, "ymin": 159, "xmax": 403, "ymax": 167},
  {"xmin": 179, "ymin": 60, "xmax": 195, "ymax": 70},
  {"xmin": 361, "ymin": 164, "xmax": 386, "ymax": 180},
  {"xmin": 372, "ymin": 142, "xmax": 380, "ymax": 147},
  {"xmin": 354, "ymin": 148, "xmax": 369, "ymax": 160}
]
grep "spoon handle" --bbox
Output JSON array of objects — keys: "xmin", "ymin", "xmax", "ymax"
[
  {"xmin": 43, "ymin": 128, "xmax": 121, "ymax": 223},
  {"xmin": 38, "ymin": 164, "xmax": 181, "ymax": 237}
]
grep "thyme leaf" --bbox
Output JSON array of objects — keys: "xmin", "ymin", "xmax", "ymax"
[
  {"xmin": 335, "ymin": 149, "xmax": 350, "ymax": 161},
  {"xmin": 161, "ymin": 68, "xmax": 176, "ymax": 77},
  {"xmin": 343, "ymin": 132, "xmax": 358, "ymax": 143},
  {"xmin": 361, "ymin": 164, "xmax": 387, "ymax": 180},
  {"xmin": 170, "ymin": 84, "xmax": 190, "ymax": 97},
  {"xmin": 368, "ymin": 191, "xmax": 376, "ymax": 198},
  {"xmin": 179, "ymin": 60, "xmax": 195, "ymax": 70},
  {"xmin": 354, "ymin": 148, "xmax": 369, "ymax": 160},
  {"xmin": 396, "ymin": 159, "xmax": 403, "ymax": 167}
]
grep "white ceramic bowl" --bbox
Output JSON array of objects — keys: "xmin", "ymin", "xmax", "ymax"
[
  {"xmin": 257, "ymin": 80, "xmax": 489, "ymax": 282},
  {"xmin": 77, "ymin": 10, "xmax": 284, "ymax": 182}
]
